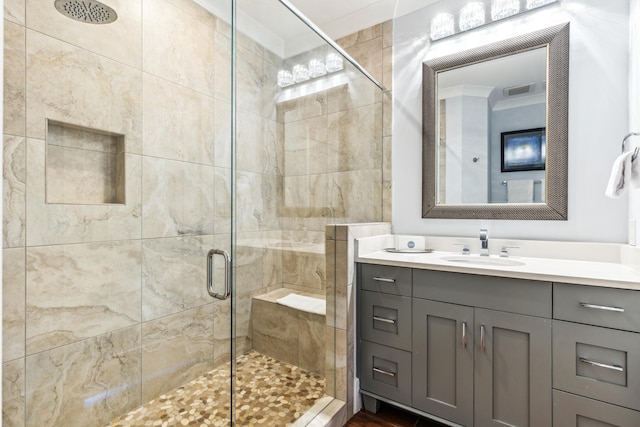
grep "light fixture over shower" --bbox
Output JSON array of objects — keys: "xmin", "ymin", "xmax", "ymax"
[
  {"xmin": 430, "ymin": 0, "xmax": 558, "ymax": 41},
  {"xmin": 277, "ymin": 53, "xmax": 344, "ymax": 88}
]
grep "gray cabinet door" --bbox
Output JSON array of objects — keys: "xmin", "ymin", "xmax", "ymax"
[
  {"xmin": 412, "ymin": 299, "xmax": 474, "ymax": 427},
  {"xmin": 553, "ymin": 390, "xmax": 640, "ymax": 427},
  {"xmin": 475, "ymin": 308, "xmax": 552, "ymax": 427}
]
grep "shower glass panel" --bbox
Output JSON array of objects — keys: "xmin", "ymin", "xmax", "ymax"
[
  {"xmin": 2, "ymin": 0, "xmax": 233, "ymax": 426},
  {"xmin": 232, "ymin": 0, "xmax": 385, "ymax": 424}
]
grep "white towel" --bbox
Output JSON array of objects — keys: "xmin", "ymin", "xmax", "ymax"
[
  {"xmin": 507, "ymin": 179, "xmax": 534, "ymax": 203},
  {"xmin": 276, "ymin": 293, "xmax": 326, "ymax": 316},
  {"xmin": 605, "ymin": 151, "xmax": 640, "ymax": 198}
]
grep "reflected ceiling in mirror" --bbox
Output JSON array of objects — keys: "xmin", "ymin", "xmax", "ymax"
[{"xmin": 422, "ymin": 23, "xmax": 569, "ymax": 220}]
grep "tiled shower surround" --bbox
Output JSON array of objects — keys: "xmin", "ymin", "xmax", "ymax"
[{"xmin": 2, "ymin": 0, "xmax": 391, "ymax": 425}]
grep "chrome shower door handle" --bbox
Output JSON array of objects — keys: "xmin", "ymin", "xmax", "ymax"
[{"xmin": 207, "ymin": 249, "xmax": 231, "ymax": 300}]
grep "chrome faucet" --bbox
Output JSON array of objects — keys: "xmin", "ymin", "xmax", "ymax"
[{"xmin": 480, "ymin": 228, "xmax": 489, "ymax": 256}]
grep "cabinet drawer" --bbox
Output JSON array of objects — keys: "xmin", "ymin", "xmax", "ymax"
[
  {"xmin": 359, "ymin": 264, "xmax": 412, "ymax": 296},
  {"xmin": 554, "ymin": 283, "xmax": 640, "ymax": 332},
  {"xmin": 413, "ymin": 269, "xmax": 551, "ymax": 318},
  {"xmin": 553, "ymin": 390, "xmax": 640, "ymax": 427},
  {"xmin": 553, "ymin": 320, "xmax": 640, "ymax": 411},
  {"xmin": 359, "ymin": 340, "xmax": 412, "ymax": 407},
  {"xmin": 360, "ymin": 290, "xmax": 411, "ymax": 351}
]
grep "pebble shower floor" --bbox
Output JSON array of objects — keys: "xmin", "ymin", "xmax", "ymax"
[{"xmin": 106, "ymin": 351, "xmax": 326, "ymax": 426}]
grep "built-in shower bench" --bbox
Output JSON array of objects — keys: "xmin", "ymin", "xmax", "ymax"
[{"xmin": 251, "ymin": 288, "xmax": 326, "ymax": 376}]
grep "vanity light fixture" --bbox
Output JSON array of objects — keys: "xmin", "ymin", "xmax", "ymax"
[
  {"xmin": 430, "ymin": 13, "xmax": 455, "ymax": 40},
  {"xmin": 429, "ymin": 0, "xmax": 559, "ymax": 41},
  {"xmin": 526, "ymin": 0, "xmax": 556, "ymax": 9},
  {"xmin": 491, "ymin": 0, "xmax": 519, "ymax": 20},
  {"xmin": 308, "ymin": 59, "xmax": 327, "ymax": 78},
  {"xmin": 325, "ymin": 53, "xmax": 344, "ymax": 73},
  {"xmin": 277, "ymin": 53, "xmax": 344, "ymax": 88},
  {"xmin": 459, "ymin": 2, "xmax": 485, "ymax": 31},
  {"xmin": 292, "ymin": 64, "xmax": 310, "ymax": 83},
  {"xmin": 277, "ymin": 70, "xmax": 294, "ymax": 88}
]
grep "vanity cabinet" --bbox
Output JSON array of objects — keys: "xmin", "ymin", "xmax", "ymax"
[
  {"xmin": 358, "ymin": 264, "xmax": 553, "ymax": 427},
  {"xmin": 552, "ymin": 283, "xmax": 640, "ymax": 426}
]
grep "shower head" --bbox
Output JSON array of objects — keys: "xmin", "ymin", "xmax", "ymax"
[{"xmin": 54, "ymin": 0, "xmax": 118, "ymax": 24}]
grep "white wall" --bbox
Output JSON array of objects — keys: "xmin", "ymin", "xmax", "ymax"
[
  {"xmin": 392, "ymin": 0, "xmax": 630, "ymax": 242},
  {"xmin": 629, "ymin": 0, "xmax": 640, "ymax": 244}
]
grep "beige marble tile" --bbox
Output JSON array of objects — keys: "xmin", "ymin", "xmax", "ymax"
[
  {"xmin": 236, "ymin": 45, "xmax": 264, "ymax": 116},
  {"xmin": 3, "ymin": 358, "xmax": 25, "ymax": 427},
  {"xmin": 213, "ymin": 99, "xmax": 232, "ymax": 168},
  {"xmin": 141, "ymin": 235, "xmax": 214, "ymax": 321},
  {"xmin": 212, "ymin": 299, "xmax": 231, "ymax": 368},
  {"xmin": 328, "ymin": 170, "xmax": 383, "ymax": 224},
  {"xmin": 284, "ymin": 115, "xmax": 329, "ymax": 176},
  {"xmin": 46, "ymin": 145, "xmax": 121, "ymax": 205},
  {"xmin": 234, "ymin": 171, "xmax": 264, "ymax": 233},
  {"xmin": 383, "ymin": 179, "xmax": 392, "ymax": 223},
  {"xmin": 334, "ymin": 328, "xmax": 347, "ymax": 401},
  {"xmin": 26, "ymin": 326, "xmax": 141, "ymax": 427},
  {"xmin": 142, "ymin": 73, "xmax": 214, "ymax": 164},
  {"xmin": 214, "ymin": 167, "xmax": 231, "ymax": 235},
  {"xmin": 383, "ymin": 20, "xmax": 393, "ymax": 49},
  {"xmin": 4, "ymin": 21, "xmax": 25, "ymax": 137},
  {"xmin": 4, "ymin": 0, "xmax": 25, "ymax": 24},
  {"xmin": 336, "ymin": 24, "xmax": 382, "ymax": 50},
  {"xmin": 252, "ymin": 299, "xmax": 299, "ymax": 366},
  {"xmin": 236, "ymin": 110, "xmax": 264, "ymax": 173},
  {"xmin": 26, "ymin": 0, "xmax": 142, "ymax": 68},
  {"xmin": 141, "ymin": 156, "xmax": 214, "ymax": 238},
  {"xmin": 3, "ymin": 248, "xmax": 25, "ymax": 362},
  {"xmin": 234, "ymin": 241, "xmax": 265, "ymax": 295},
  {"xmin": 383, "ymin": 90, "xmax": 393, "ymax": 137},
  {"xmin": 141, "ymin": 304, "xmax": 214, "ymax": 402},
  {"xmin": 262, "ymin": 59, "xmax": 281, "ymax": 121},
  {"xmin": 282, "ymin": 249, "xmax": 325, "ymax": 291},
  {"xmin": 334, "ymin": 241, "xmax": 348, "ymax": 331},
  {"xmin": 25, "ymin": 30, "xmax": 142, "ymax": 153},
  {"xmin": 213, "ymin": 31, "xmax": 232, "ymax": 102},
  {"xmin": 344, "ymin": 37, "xmax": 384, "ymax": 85},
  {"xmin": 327, "ymin": 78, "xmax": 382, "ymax": 115},
  {"xmin": 142, "ymin": 0, "xmax": 214, "ymax": 95},
  {"xmin": 263, "ymin": 118, "xmax": 284, "ymax": 176},
  {"xmin": 325, "ymin": 237, "xmax": 336, "ymax": 329},
  {"xmin": 324, "ymin": 326, "xmax": 336, "ymax": 398},
  {"xmin": 299, "ymin": 312, "xmax": 326, "ymax": 376},
  {"xmin": 278, "ymin": 91, "xmax": 328, "ymax": 123},
  {"xmin": 162, "ymin": 0, "xmax": 217, "ymax": 27},
  {"xmin": 3, "ymin": 135, "xmax": 25, "ymax": 248},
  {"xmin": 26, "ymin": 240, "xmax": 142, "ymax": 355},
  {"xmin": 26, "ymin": 140, "xmax": 142, "ymax": 246},
  {"xmin": 383, "ymin": 47, "xmax": 393, "ymax": 90},
  {"xmin": 327, "ymin": 104, "xmax": 382, "ymax": 172}
]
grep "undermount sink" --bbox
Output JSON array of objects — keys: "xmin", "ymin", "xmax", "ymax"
[{"xmin": 441, "ymin": 255, "xmax": 526, "ymax": 267}]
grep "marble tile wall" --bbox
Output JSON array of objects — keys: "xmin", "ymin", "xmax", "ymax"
[{"xmin": 2, "ymin": 0, "xmax": 234, "ymax": 425}]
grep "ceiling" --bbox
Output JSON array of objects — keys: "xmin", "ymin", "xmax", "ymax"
[{"xmin": 197, "ymin": 0, "xmax": 439, "ymax": 57}]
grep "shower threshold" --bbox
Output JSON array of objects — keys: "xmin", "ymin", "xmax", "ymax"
[{"xmin": 106, "ymin": 350, "xmax": 329, "ymax": 426}]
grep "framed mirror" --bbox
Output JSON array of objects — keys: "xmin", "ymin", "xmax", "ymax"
[{"xmin": 422, "ymin": 23, "xmax": 569, "ymax": 220}]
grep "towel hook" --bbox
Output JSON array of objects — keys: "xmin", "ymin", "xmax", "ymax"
[{"xmin": 621, "ymin": 132, "xmax": 640, "ymax": 161}]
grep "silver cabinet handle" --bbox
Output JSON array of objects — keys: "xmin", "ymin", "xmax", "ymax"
[
  {"xmin": 373, "ymin": 367, "xmax": 396, "ymax": 377},
  {"xmin": 207, "ymin": 249, "xmax": 231, "ymax": 300},
  {"xmin": 579, "ymin": 357, "xmax": 624, "ymax": 372},
  {"xmin": 372, "ymin": 277, "xmax": 395, "ymax": 283},
  {"xmin": 480, "ymin": 325, "xmax": 486, "ymax": 353},
  {"xmin": 461, "ymin": 322, "xmax": 467, "ymax": 349},
  {"xmin": 579, "ymin": 302, "xmax": 624, "ymax": 313},
  {"xmin": 373, "ymin": 316, "xmax": 396, "ymax": 324}
]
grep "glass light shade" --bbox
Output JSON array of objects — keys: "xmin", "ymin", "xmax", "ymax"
[
  {"xmin": 491, "ymin": 0, "xmax": 519, "ymax": 20},
  {"xmin": 276, "ymin": 70, "xmax": 294, "ymax": 87},
  {"xmin": 292, "ymin": 64, "xmax": 310, "ymax": 83},
  {"xmin": 526, "ymin": 0, "xmax": 556, "ymax": 9},
  {"xmin": 325, "ymin": 53, "xmax": 344, "ymax": 73},
  {"xmin": 459, "ymin": 2, "xmax": 485, "ymax": 31},
  {"xmin": 430, "ymin": 13, "xmax": 455, "ymax": 40},
  {"xmin": 308, "ymin": 59, "xmax": 327, "ymax": 78}
]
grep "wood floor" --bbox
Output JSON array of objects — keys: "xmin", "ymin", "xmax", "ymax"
[{"xmin": 346, "ymin": 402, "xmax": 448, "ymax": 427}]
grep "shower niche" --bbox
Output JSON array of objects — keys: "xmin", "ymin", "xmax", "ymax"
[{"xmin": 45, "ymin": 120, "xmax": 126, "ymax": 205}]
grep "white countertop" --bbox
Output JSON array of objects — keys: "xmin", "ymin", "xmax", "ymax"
[{"xmin": 356, "ymin": 235, "xmax": 640, "ymax": 290}]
